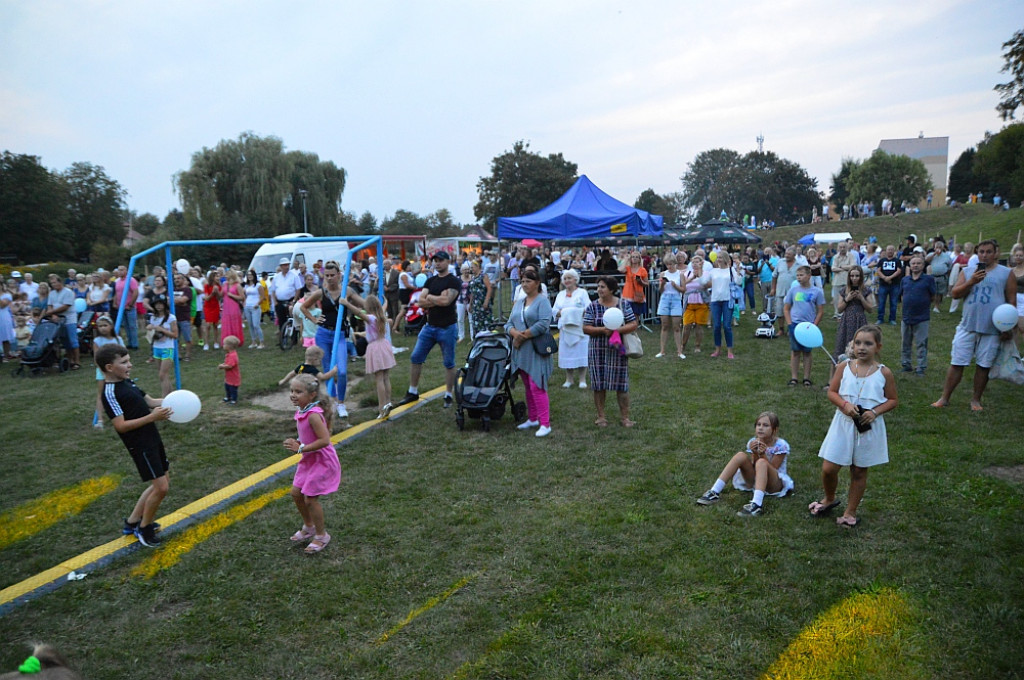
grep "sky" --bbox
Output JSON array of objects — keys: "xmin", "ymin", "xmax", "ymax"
[{"xmin": 1, "ymin": 0, "xmax": 1022, "ymax": 227}]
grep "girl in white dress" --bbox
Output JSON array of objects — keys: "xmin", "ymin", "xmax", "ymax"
[{"xmin": 811, "ymin": 324, "xmax": 898, "ymax": 527}]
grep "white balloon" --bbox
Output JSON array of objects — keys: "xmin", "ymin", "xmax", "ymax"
[
  {"xmin": 163, "ymin": 389, "xmax": 202, "ymax": 423},
  {"xmin": 992, "ymin": 303, "xmax": 1018, "ymax": 332},
  {"xmin": 176, "ymin": 259, "xmax": 191, "ymax": 276},
  {"xmin": 603, "ymin": 306, "xmax": 624, "ymax": 330}
]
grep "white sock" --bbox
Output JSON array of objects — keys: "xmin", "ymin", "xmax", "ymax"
[
  {"xmin": 445, "ymin": 391, "xmax": 453, "ymax": 399},
  {"xmin": 753, "ymin": 490, "xmax": 766, "ymax": 506},
  {"xmin": 408, "ymin": 386, "xmax": 419, "ymax": 395},
  {"xmin": 711, "ymin": 479, "xmax": 726, "ymax": 494}
]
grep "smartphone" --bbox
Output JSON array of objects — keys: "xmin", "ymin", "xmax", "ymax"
[{"xmin": 975, "ymin": 261, "xmax": 986, "ymax": 271}]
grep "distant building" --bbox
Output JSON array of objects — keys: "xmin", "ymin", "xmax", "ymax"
[{"xmin": 877, "ymin": 135, "xmax": 949, "ymax": 206}]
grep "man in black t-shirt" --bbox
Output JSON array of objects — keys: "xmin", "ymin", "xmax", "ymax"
[
  {"xmin": 875, "ymin": 244, "xmax": 904, "ymax": 325},
  {"xmin": 397, "ymin": 251, "xmax": 462, "ymax": 408}
]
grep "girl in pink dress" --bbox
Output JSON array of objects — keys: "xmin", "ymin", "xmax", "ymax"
[
  {"xmin": 219, "ymin": 270, "xmax": 245, "ymax": 345},
  {"xmin": 340, "ymin": 294, "xmax": 396, "ymax": 419},
  {"xmin": 283, "ymin": 374, "xmax": 341, "ymax": 554}
]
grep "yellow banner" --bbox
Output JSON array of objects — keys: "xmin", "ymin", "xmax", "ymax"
[{"xmin": 609, "ymin": 223, "xmax": 627, "ymax": 234}]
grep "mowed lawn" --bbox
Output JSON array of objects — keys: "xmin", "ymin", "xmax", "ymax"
[{"xmin": 2, "ymin": 259, "xmax": 1024, "ymax": 676}]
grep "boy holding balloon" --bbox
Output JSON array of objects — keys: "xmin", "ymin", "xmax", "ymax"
[
  {"xmin": 96, "ymin": 343, "xmax": 172, "ymax": 547},
  {"xmin": 784, "ymin": 266, "xmax": 825, "ymax": 387}
]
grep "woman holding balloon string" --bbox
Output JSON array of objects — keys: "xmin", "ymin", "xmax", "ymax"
[{"xmin": 583, "ymin": 275, "xmax": 638, "ymax": 427}]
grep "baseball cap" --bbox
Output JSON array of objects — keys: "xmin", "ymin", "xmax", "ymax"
[
  {"xmin": 431, "ymin": 251, "xmax": 451, "ymax": 261},
  {"xmin": 10, "ymin": 270, "xmax": 22, "ymax": 277},
  {"xmin": 279, "ymin": 257, "xmax": 290, "ymax": 265}
]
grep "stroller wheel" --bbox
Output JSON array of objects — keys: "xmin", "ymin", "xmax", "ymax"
[
  {"xmin": 512, "ymin": 402, "xmax": 527, "ymax": 423},
  {"xmin": 481, "ymin": 416, "xmax": 491, "ymax": 432},
  {"xmin": 456, "ymin": 413, "xmax": 465, "ymax": 431},
  {"xmin": 59, "ymin": 358, "xmax": 71, "ymax": 373}
]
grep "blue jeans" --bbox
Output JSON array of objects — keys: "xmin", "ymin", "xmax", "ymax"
[
  {"xmin": 244, "ymin": 306, "xmax": 263, "ymax": 343},
  {"xmin": 123, "ymin": 306, "xmax": 138, "ymax": 348},
  {"xmin": 315, "ymin": 325, "xmax": 347, "ymax": 401},
  {"xmin": 744, "ymin": 280, "xmax": 756, "ymax": 310},
  {"xmin": 710, "ymin": 300, "xmax": 733, "ymax": 348},
  {"xmin": 877, "ymin": 284, "xmax": 899, "ymax": 323},
  {"xmin": 410, "ymin": 323, "xmax": 458, "ymax": 369},
  {"xmin": 901, "ymin": 320, "xmax": 929, "ymax": 371}
]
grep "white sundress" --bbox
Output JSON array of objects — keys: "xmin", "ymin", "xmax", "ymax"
[{"xmin": 818, "ymin": 362, "xmax": 889, "ymax": 468}]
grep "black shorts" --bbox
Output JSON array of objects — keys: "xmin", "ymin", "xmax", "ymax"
[
  {"xmin": 128, "ymin": 438, "xmax": 169, "ymax": 482},
  {"xmin": 399, "ymin": 289, "xmax": 412, "ymax": 305}
]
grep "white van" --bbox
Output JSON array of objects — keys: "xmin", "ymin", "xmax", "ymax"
[{"xmin": 247, "ymin": 233, "xmax": 350, "ymax": 276}]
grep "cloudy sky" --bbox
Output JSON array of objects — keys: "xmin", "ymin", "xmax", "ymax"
[{"xmin": 2, "ymin": 1, "xmax": 1021, "ymax": 225}]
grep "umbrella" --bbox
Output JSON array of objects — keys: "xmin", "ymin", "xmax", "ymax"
[
  {"xmin": 521, "ymin": 238, "xmax": 543, "ymax": 248},
  {"xmin": 676, "ymin": 220, "xmax": 762, "ymax": 245},
  {"xmin": 798, "ymin": 233, "xmax": 816, "ymax": 245}
]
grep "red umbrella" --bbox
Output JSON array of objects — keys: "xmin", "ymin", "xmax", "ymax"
[{"xmin": 521, "ymin": 238, "xmax": 542, "ymax": 248}]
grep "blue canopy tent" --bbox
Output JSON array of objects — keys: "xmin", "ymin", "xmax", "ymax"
[{"xmin": 497, "ymin": 175, "xmax": 663, "ymax": 240}]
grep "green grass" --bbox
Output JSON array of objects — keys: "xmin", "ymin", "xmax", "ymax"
[{"xmin": 1, "ymin": 231, "xmax": 1024, "ymax": 678}]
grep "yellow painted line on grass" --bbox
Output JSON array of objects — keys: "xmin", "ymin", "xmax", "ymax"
[
  {"xmin": 132, "ymin": 487, "xmax": 289, "ymax": 579},
  {"xmin": 375, "ymin": 571, "xmax": 480, "ymax": 646},
  {"xmin": 1, "ymin": 383, "xmax": 447, "ymax": 613},
  {"xmin": 761, "ymin": 588, "xmax": 911, "ymax": 680},
  {"xmin": 0, "ymin": 475, "xmax": 122, "ymax": 551}
]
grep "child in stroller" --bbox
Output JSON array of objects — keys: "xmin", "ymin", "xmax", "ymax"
[
  {"xmin": 454, "ymin": 329, "xmax": 526, "ymax": 431},
  {"xmin": 13, "ymin": 319, "xmax": 68, "ymax": 375}
]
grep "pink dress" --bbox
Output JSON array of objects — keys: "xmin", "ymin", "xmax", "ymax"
[
  {"xmin": 292, "ymin": 404, "xmax": 341, "ymax": 497},
  {"xmin": 220, "ymin": 283, "xmax": 244, "ymax": 343},
  {"xmin": 363, "ymin": 314, "xmax": 396, "ymax": 374}
]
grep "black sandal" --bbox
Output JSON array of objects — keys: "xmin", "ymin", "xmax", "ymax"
[
  {"xmin": 787, "ymin": 379, "xmax": 798, "ymax": 387},
  {"xmin": 802, "ymin": 379, "xmax": 813, "ymax": 387}
]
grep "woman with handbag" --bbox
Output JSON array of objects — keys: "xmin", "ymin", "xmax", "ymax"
[
  {"xmin": 505, "ymin": 268, "xmax": 554, "ymax": 437},
  {"xmin": 583, "ymin": 275, "xmax": 639, "ymax": 428}
]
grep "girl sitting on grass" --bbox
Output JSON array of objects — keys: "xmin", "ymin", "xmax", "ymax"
[
  {"xmin": 810, "ymin": 324, "xmax": 898, "ymax": 527},
  {"xmin": 283, "ymin": 374, "xmax": 340, "ymax": 554},
  {"xmin": 696, "ymin": 411, "xmax": 793, "ymax": 517}
]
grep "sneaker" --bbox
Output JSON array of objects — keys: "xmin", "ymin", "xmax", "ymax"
[
  {"xmin": 655, "ymin": 352, "xmax": 665, "ymax": 358},
  {"xmin": 203, "ymin": 345, "xmax": 210, "ymax": 351},
  {"xmin": 578, "ymin": 381, "xmax": 587, "ymax": 389},
  {"xmin": 696, "ymin": 489, "xmax": 720, "ymax": 505},
  {"xmin": 223, "ymin": 397, "xmax": 231, "ymax": 402},
  {"xmin": 336, "ymin": 403, "xmax": 349, "ymax": 418},
  {"xmin": 134, "ymin": 523, "xmax": 163, "ymax": 547},
  {"xmin": 535, "ymin": 425, "xmax": 552, "ymax": 437},
  {"xmin": 915, "ymin": 369, "xmax": 925, "ymax": 376},
  {"xmin": 932, "ymin": 307, "xmax": 941, "ymax": 313},
  {"xmin": 901, "ymin": 366, "xmax": 913, "ymax": 373},
  {"xmin": 93, "ymin": 422, "xmax": 104, "ymax": 429},
  {"xmin": 517, "ymin": 419, "xmax": 540, "ymax": 430},
  {"xmin": 214, "ymin": 343, "xmax": 221, "ymax": 349},
  {"xmin": 443, "ymin": 395, "xmax": 453, "ymax": 409},
  {"xmin": 397, "ymin": 391, "xmax": 419, "ymax": 406},
  {"xmin": 380, "ymin": 402, "xmax": 393, "ymax": 419},
  {"xmin": 678, "ymin": 353, "xmax": 686, "ymax": 360},
  {"xmin": 737, "ymin": 502, "xmax": 763, "ymax": 517},
  {"xmin": 562, "ymin": 381, "xmax": 573, "ymax": 388},
  {"xmin": 889, "ymin": 321, "xmax": 897, "ymax": 326},
  {"xmin": 122, "ymin": 518, "xmax": 139, "ymax": 535}
]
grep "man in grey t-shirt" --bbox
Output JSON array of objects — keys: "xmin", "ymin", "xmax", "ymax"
[
  {"xmin": 45, "ymin": 274, "xmax": 81, "ymax": 368},
  {"xmin": 931, "ymin": 240, "xmax": 1017, "ymax": 411}
]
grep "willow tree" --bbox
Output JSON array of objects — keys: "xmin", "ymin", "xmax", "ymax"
[{"xmin": 174, "ymin": 132, "xmax": 346, "ymax": 238}]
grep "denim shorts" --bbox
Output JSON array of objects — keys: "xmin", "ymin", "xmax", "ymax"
[
  {"xmin": 657, "ymin": 295, "xmax": 683, "ymax": 317},
  {"xmin": 177, "ymin": 320, "xmax": 192, "ymax": 343},
  {"xmin": 410, "ymin": 323, "xmax": 458, "ymax": 369},
  {"xmin": 788, "ymin": 323, "xmax": 811, "ymax": 353}
]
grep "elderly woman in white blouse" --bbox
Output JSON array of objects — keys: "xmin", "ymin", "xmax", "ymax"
[{"xmin": 551, "ymin": 268, "xmax": 591, "ymax": 388}]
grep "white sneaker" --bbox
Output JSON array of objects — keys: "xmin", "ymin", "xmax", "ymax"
[
  {"xmin": 932, "ymin": 307, "xmax": 940, "ymax": 313},
  {"xmin": 214, "ymin": 343, "xmax": 220, "ymax": 349},
  {"xmin": 203, "ymin": 345, "xmax": 210, "ymax": 351},
  {"xmin": 535, "ymin": 425, "xmax": 552, "ymax": 437},
  {"xmin": 678, "ymin": 353, "xmax": 686, "ymax": 360},
  {"xmin": 336, "ymin": 403, "xmax": 349, "ymax": 418},
  {"xmin": 517, "ymin": 419, "xmax": 540, "ymax": 430},
  {"xmin": 578, "ymin": 381, "xmax": 587, "ymax": 389},
  {"xmin": 655, "ymin": 352, "xmax": 665, "ymax": 358},
  {"xmin": 562, "ymin": 381, "xmax": 572, "ymax": 388},
  {"xmin": 93, "ymin": 422, "xmax": 103, "ymax": 429}
]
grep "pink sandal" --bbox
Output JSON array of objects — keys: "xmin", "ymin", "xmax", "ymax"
[
  {"xmin": 304, "ymin": 533, "xmax": 331, "ymax": 553},
  {"xmin": 290, "ymin": 525, "xmax": 315, "ymax": 542}
]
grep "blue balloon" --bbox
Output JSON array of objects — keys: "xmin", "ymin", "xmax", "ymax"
[
  {"xmin": 793, "ymin": 321, "xmax": 823, "ymax": 349},
  {"xmin": 414, "ymin": 273, "xmax": 428, "ymax": 288},
  {"xmin": 73, "ymin": 297, "xmax": 87, "ymax": 313}
]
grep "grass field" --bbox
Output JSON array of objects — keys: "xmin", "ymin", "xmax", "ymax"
[{"xmin": 1, "ymin": 207, "xmax": 1023, "ymax": 679}]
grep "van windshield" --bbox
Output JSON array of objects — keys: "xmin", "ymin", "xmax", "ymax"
[{"xmin": 249, "ymin": 253, "xmax": 291, "ymax": 276}]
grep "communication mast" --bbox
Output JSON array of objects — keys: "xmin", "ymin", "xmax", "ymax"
[{"xmin": 756, "ymin": 133, "xmax": 764, "ymax": 153}]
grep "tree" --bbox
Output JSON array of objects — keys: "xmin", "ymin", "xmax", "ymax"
[
  {"xmin": 847, "ymin": 149, "xmax": 933, "ymax": 207},
  {"xmin": 996, "ymin": 29, "xmax": 1024, "ymax": 120},
  {"xmin": 380, "ymin": 209, "xmax": 429, "ymax": 235},
  {"xmin": 679, "ymin": 148, "xmax": 741, "ymax": 223},
  {"xmin": 680, "ymin": 148, "xmax": 818, "ymax": 224},
  {"xmin": 474, "ymin": 141, "xmax": 578, "ymax": 228},
  {"xmin": 61, "ymin": 162, "xmax": 126, "ymax": 261},
  {"xmin": 0, "ymin": 152, "xmax": 71, "ymax": 262},
  {"xmin": 426, "ymin": 208, "xmax": 460, "ymax": 236},
  {"xmin": 947, "ymin": 148, "xmax": 977, "ymax": 202},
  {"xmin": 829, "ymin": 157, "xmax": 860, "ymax": 208},
  {"xmin": 131, "ymin": 211, "xmax": 161, "ymax": 236},
  {"xmin": 634, "ymin": 189, "xmax": 684, "ymax": 227},
  {"xmin": 356, "ymin": 211, "xmax": 378, "ymax": 234},
  {"xmin": 974, "ymin": 122, "xmax": 1024, "ymax": 204},
  {"xmin": 174, "ymin": 132, "xmax": 346, "ymax": 238}
]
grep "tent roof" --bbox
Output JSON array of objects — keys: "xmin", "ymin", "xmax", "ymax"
[
  {"xmin": 497, "ymin": 175, "xmax": 663, "ymax": 240},
  {"xmin": 806, "ymin": 231, "xmax": 852, "ymax": 243}
]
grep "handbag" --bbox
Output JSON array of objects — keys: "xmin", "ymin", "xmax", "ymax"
[
  {"xmin": 623, "ymin": 331, "xmax": 644, "ymax": 359},
  {"xmin": 522, "ymin": 301, "xmax": 556, "ymax": 356},
  {"xmin": 989, "ymin": 340, "xmax": 1024, "ymax": 385}
]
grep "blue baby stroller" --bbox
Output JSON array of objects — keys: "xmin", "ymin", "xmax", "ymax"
[
  {"xmin": 454, "ymin": 329, "xmax": 526, "ymax": 431},
  {"xmin": 13, "ymin": 320, "xmax": 68, "ymax": 376}
]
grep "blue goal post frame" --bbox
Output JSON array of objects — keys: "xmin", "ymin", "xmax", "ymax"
[{"xmin": 112, "ymin": 235, "xmax": 384, "ymax": 392}]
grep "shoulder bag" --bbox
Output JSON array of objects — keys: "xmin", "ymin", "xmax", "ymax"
[
  {"xmin": 619, "ymin": 299, "xmax": 644, "ymax": 358},
  {"xmin": 523, "ymin": 301, "xmax": 556, "ymax": 356}
]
